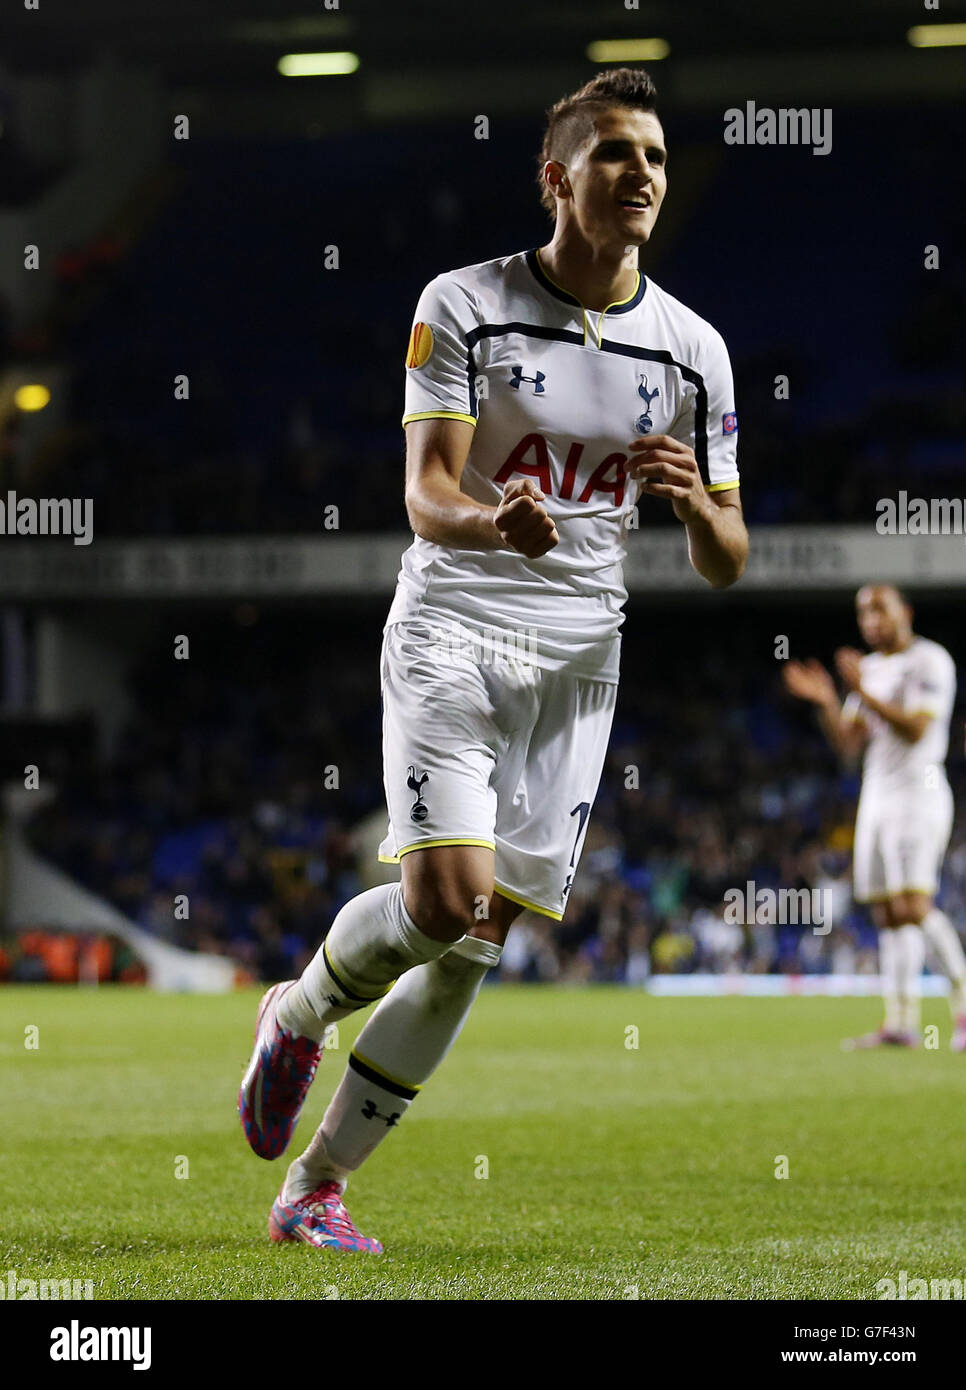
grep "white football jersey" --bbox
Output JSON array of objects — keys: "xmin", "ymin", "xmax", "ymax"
[
  {"xmin": 388, "ymin": 248, "xmax": 740, "ymax": 682},
  {"xmin": 846, "ymin": 637, "xmax": 956, "ymax": 798}
]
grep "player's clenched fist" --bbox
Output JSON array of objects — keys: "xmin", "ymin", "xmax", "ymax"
[
  {"xmin": 495, "ymin": 478, "xmax": 560, "ymax": 558},
  {"xmin": 626, "ymin": 434, "xmax": 709, "ymax": 524}
]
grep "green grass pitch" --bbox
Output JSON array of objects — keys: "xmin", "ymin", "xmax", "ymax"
[{"xmin": 3, "ymin": 984, "xmax": 966, "ymax": 1301}]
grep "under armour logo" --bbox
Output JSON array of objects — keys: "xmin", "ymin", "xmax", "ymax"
[
  {"xmin": 509, "ymin": 366, "xmax": 546, "ymax": 394},
  {"xmin": 361, "ymin": 1099, "xmax": 401, "ymax": 1127},
  {"xmin": 407, "ymin": 764, "xmax": 429, "ymax": 823}
]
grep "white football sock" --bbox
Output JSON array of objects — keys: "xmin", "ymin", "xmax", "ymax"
[
  {"xmin": 283, "ymin": 935, "xmax": 502, "ymax": 1200},
  {"xmin": 878, "ymin": 929, "xmax": 901, "ymax": 1032},
  {"xmin": 895, "ymin": 924, "xmax": 925, "ymax": 1035},
  {"xmin": 920, "ymin": 908, "xmax": 966, "ymax": 1016},
  {"xmin": 277, "ymin": 883, "xmax": 460, "ymax": 1042}
]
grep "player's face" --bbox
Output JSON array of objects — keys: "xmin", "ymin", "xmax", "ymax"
[
  {"xmin": 564, "ymin": 109, "xmax": 667, "ymax": 253},
  {"xmin": 855, "ymin": 586, "xmax": 909, "ymax": 650}
]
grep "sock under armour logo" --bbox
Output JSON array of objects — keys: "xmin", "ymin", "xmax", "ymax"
[{"xmin": 361, "ymin": 1099, "xmax": 401, "ymax": 1128}]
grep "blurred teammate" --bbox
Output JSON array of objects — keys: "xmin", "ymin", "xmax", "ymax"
[
  {"xmin": 783, "ymin": 585, "xmax": 966, "ymax": 1049},
  {"xmin": 239, "ymin": 67, "xmax": 747, "ymax": 1251}
]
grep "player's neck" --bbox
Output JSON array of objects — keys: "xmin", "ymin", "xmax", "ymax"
[
  {"xmin": 878, "ymin": 632, "xmax": 915, "ymax": 655},
  {"xmin": 538, "ymin": 234, "xmax": 639, "ymax": 313}
]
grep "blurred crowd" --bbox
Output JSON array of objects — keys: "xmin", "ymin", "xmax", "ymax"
[
  {"xmin": 3, "ymin": 111, "xmax": 963, "ymax": 538},
  {"xmin": 6, "ymin": 108, "xmax": 966, "ymax": 983},
  {"xmin": 19, "ymin": 606, "xmax": 966, "ymax": 985}
]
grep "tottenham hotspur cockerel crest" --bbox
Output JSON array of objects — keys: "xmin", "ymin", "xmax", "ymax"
[
  {"xmin": 635, "ymin": 373, "xmax": 660, "ymax": 434},
  {"xmin": 407, "ymin": 765, "xmax": 429, "ymax": 822}
]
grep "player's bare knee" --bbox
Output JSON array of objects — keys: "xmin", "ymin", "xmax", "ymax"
[
  {"xmin": 466, "ymin": 891, "xmax": 523, "ymax": 946},
  {"xmin": 401, "ymin": 846, "xmax": 495, "ymax": 941},
  {"xmin": 901, "ymin": 892, "xmax": 931, "ymax": 926},
  {"xmin": 411, "ymin": 886, "xmax": 486, "ymax": 941},
  {"xmin": 402, "ymin": 869, "xmax": 492, "ymax": 941},
  {"xmin": 871, "ymin": 903, "xmax": 894, "ymax": 930}
]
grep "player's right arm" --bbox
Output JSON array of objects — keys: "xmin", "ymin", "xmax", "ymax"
[
  {"xmin": 404, "ymin": 417, "xmax": 559, "ymax": 558},
  {"xmin": 782, "ymin": 657, "xmax": 868, "ymax": 765},
  {"xmin": 401, "ymin": 272, "xmax": 559, "ymax": 560}
]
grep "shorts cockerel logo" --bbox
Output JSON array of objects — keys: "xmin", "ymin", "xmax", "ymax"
[{"xmin": 407, "ymin": 765, "xmax": 430, "ymax": 822}]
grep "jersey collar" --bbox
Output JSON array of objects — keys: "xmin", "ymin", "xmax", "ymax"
[{"xmin": 525, "ymin": 248, "xmax": 646, "ymax": 315}]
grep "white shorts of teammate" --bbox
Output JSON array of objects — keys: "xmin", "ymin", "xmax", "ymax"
[
  {"xmin": 852, "ymin": 782, "xmax": 954, "ymax": 904},
  {"xmin": 377, "ymin": 619, "xmax": 617, "ymax": 922}
]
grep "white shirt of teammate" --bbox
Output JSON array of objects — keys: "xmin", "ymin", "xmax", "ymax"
[{"xmin": 845, "ymin": 636, "xmax": 956, "ymax": 799}]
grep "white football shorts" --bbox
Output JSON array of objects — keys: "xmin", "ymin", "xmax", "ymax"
[
  {"xmin": 377, "ymin": 619, "xmax": 617, "ymax": 920},
  {"xmin": 852, "ymin": 782, "xmax": 954, "ymax": 903}
]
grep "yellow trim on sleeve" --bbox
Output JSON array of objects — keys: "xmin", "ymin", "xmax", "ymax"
[
  {"xmin": 401, "ymin": 411, "xmax": 477, "ymax": 428},
  {"xmin": 493, "ymin": 883, "xmax": 564, "ymax": 922},
  {"xmin": 351, "ymin": 1048, "xmax": 423, "ymax": 1093},
  {"xmin": 707, "ymin": 479, "xmax": 741, "ymax": 493},
  {"xmin": 379, "ymin": 838, "xmax": 496, "ymax": 866}
]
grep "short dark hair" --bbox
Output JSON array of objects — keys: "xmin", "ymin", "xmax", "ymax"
[
  {"xmin": 858, "ymin": 583, "xmax": 912, "ymax": 608},
  {"xmin": 536, "ymin": 67, "xmax": 660, "ymax": 217}
]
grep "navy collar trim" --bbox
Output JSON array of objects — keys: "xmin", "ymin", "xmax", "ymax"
[{"xmin": 525, "ymin": 248, "xmax": 646, "ymax": 314}]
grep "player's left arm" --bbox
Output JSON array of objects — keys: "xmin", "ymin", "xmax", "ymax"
[
  {"xmin": 627, "ymin": 325, "xmax": 747, "ymax": 588},
  {"xmin": 627, "ymin": 435, "xmax": 748, "ymax": 588},
  {"xmin": 834, "ymin": 647, "xmax": 934, "ymax": 744}
]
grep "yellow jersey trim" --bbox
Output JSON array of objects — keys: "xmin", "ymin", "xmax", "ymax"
[
  {"xmin": 537, "ymin": 248, "xmax": 640, "ymax": 349},
  {"xmin": 536, "ymin": 248, "xmax": 641, "ymax": 311},
  {"xmin": 601, "ymin": 278, "xmax": 643, "ymax": 312},
  {"xmin": 535, "ymin": 248, "xmax": 575, "ymax": 301},
  {"xmin": 351, "ymin": 1048, "xmax": 423, "ymax": 1093},
  {"xmin": 493, "ymin": 883, "xmax": 564, "ymax": 922},
  {"xmin": 707, "ymin": 479, "xmax": 741, "ymax": 493},
  {"xmin": 402, "ymin": 410, "xmax": 477, "ymax": 428}
]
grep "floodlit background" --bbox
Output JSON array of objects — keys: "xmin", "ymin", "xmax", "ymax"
[{"xmin": 1, "ymin": 0, "xmax": 965, "ymax": 992}]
